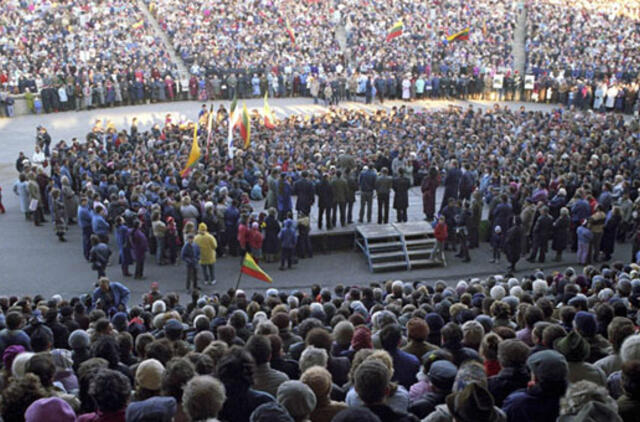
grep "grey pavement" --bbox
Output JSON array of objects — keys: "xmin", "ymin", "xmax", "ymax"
[{"xmin": 0, "ymin": 98, "xmax": 626, "ymax": 302}]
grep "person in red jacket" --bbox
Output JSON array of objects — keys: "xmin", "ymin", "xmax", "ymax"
[
  {"xmin": 433, "ymin": 215, "xmax": 448, "ymax": 264},
  {"xmin": 247, "ymin": 222, "xmax": 264, "ymax": 263}
]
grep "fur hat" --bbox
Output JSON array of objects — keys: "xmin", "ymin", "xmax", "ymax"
[
  {"xmin": 136, "ymin": 359, "xmax": 165, "ymax": 391},
  {"xmin": 277, "ymin": 381, "xmax": 317, "ymax": 419},
  {"xmin": 620, "ymin": 334, "xmax": 640, "ymax": 362}
]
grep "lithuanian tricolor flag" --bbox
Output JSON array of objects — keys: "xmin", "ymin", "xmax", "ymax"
[
  {"xmin": 241, "ymin": 253, "xmax": 272, "ymax": 283},
  {"xmin": 180, "ymin": 123, "xmax": 200, "ymax": 177},
  {"xmin": 447, "ymin": 27, "xmax": 470, "ymax": 42},
  {"xmin": 263, "ymin": 93, "xmax": 276, "ymax": 129},
  {"xmin": 386, "ymin": 20, "xmax": 403, "ymax": 42},
  {"xmin": 132, "ymin": 19, "xmax": 144, "ymax": 30},
  {"xmin": 285, "ymin": 18, "xmax": 296, "ymax": 46},
  {"xmin": 239, "ymin": 103, "xmax": 251, "ymax": 149}
]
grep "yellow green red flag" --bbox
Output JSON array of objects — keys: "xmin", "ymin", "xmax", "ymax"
[
  {"xmin": 447, "ymin": 27, "xmax": 470, "ymax": 42},
  {"xmin": 263, "ymin": 92, "xmax": 276, "ymax": 129},
  {"xmin": 386, "ymin": 20, "xmax": 403, "ymax": 42},
  {"xmin": 239, "ymin": 102, "xmax": 251, "ymax": 149},
  {"xmin": 241, "ymin": 253, "xmax": 272, "ymax": 283}
]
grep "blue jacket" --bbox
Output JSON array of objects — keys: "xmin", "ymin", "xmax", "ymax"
[
  {"xmin": 78, "ymin": 205, "xmax": 93, "ymax": 229},
  {"xmin": 571, "ymin": 199, "xmax": 591, "ymax": 223},
  {"xmin": 92, "ymin": 281, "xmax": 131, "ymax": 310},
  {"xmin": 577, "ymin": 226, "xmax": 593, "ymax": 244},
  {"xmin": 502, "ymin": 384, "xmax": 561, "ymax": 422},
  {"xmin": 278, "ymin": 219, "xmax": 298, "ymax": 249},
  {"xmin": 91, "ymin": 213, "xmax": 110, "ymax": 236},
  {"xmin": 181, "ymin": 242, "xmax": 200, "ymax": 267},
  {"xmin": 388, "ymin": 349, "xmax": 420, "ymax": 390}
]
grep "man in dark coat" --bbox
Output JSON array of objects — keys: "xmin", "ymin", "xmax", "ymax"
[
  {"xmin": 316, "ymin": 174, "xmax": 333, "ymax": 230},
  {"xmin": 293, "ymin": 171, "xmax": 314, "ymax": 216},
  {"xmin": 528, "ymin": 206, "xmax": 553, "ymax": 263},
  {"xmin": 330, "ymin": 170, "xmax": 349, "ymax": 227},
  {"xmin": 552, "ymin": 208, "xmax": 571, "ymax": 261},
  {"xmin": 504, "ymin": 217, "xmax": 522, "ymax": 272},
  {"xmin": 440, "ymin": 160, "xmax": 461, "ymax": 212},
  {"xmin": 488, "ymin": 339, "xmax": 530, "ymax": 407},
  {"xmin": 459, "ymin": 163, "xmax": 474, "ymax": 201},
  {"xmin": 492, "ymin": 194, "xmax": 514, "ymax": 233},
  {"xmin": 375, "ymin": 167, "xmax": 393, "ymax": 224},
  {"xmin": 392, "ymin": 168, "xmax": 411, "ymax": 223},
  {"xmin": 421, "ymin": 167, "xmax": 439, "ymax": 221}
]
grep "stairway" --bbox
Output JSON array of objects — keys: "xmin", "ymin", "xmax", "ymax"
[
  {"xmin": 393, "ymin": 222, "xmax": 440, "ymax": 269},
  {"xmin": 355, "ymin": 225, "xmax": 408, "ymax": 272},
  {"xmin": 137, "ymin": 0, "xmax": 190, "ymax": 81}
]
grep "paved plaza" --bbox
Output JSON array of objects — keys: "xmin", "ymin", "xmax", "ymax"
[{"xmin": 0, "ymin": 98, "xmax": 630, "ymax": 300}]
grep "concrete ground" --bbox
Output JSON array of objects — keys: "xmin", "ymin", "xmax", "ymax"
[{"xmin": 0, "ymin": 98, "xmax": 630, "ymax": 301}]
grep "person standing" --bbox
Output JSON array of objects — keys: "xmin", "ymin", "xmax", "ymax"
[
  {"xmin": 89, "ymin": 235, "xmax": 111, "ymax": 278},
  {"xmin": 455, "ymin": 201, "xmax": 472, "ymax": 262},
  {"xmin": 504, "ymin": 216, "xmax": 522, "ymax": 272},
  {"xmin": 129, "ymin": 220, "xmax": 148, "ymax": 280},
  {"xmin": 490, "ymin": 226, "xmax": 504, "ymax": 264},
  {"xmin": 151, "ymin": 212, "xmax": 167, "ymax": 265},
  {"xmin": 375, "ymin": 167, "xmax": 393, "ymax": 224},
  {"xmin": 91, "ymin": 207, "xmax": 110, "ymax": 243},
  {"xmin": 278, "ymin": 219, "xmax": 298, "ymax": 270},
  {"xmin": 433, "ymin": 216, "xmax": 448, "ymax": 264},
  {"xmin": 195, "ymin": 222, "xmax": 218, "ymax": 286},
  {"xmin": 528, "ymin": 206, "xmax": 553, "ymax": 263},
  {"xmin": 552, "ymin": 208, "xmax": 571, "ymax": 262},
  {"xmin": 588, "ymin": 205, "xmax": 606, "ymax": 263},
  {"xmin": 77, "ymin": 197, "xmax": 93, "ymax": 261},
  {"xmin": 392, "ymin": 168, "xmax": 410, "ymax": 223},
  {"xmin": 27, "ymin": 172, "xmax": 43, "ymax": 226},
  {"xmin": 50, "ymin": 189, "xmax": 67, "ymax": 242},
  {"xmin": 115, "ymin": 217, "xmax": 132, "ymax": 277},
  {"xmin": 181, "ymin": 234, "xmax": 200, "ymax": 291},
  {"xmin": 293, "ymin": 171, "xmax": 314, "ymax": 217},
  {"xmin": 600, "ymin": 206, "xmax": 622, "ymax": 261},
  {"xmin": 263, "ymin": 208, "xmax": 281, "ymax": 263},
  {"xmin": 330, "ymin": 170, "xmax": 348, "ymax": 227},
  {"xmin": 247, "ymin": 222, "xmax": 264, "ymax": 262},
  {"xmin": 345, "ymin": 168, "xmax": 358, "ymax": 224},
  {"xmin": 440, "ymin": 160, "xmax": 461, "ymax": 212},
  {"xmin": 421, "ymin": 167, "xmax": 439, "ymax": 221},
  {"xmin": 358, "ymin": 166, "xmax": 377, "ymax": 224},
  {"xmin": 13, "ymin": 173, "xmax": 30, "ymax": 220},
  {"xmin": 576, "ymin": 220, "xmax": 593, "ymax": 265},
  {"xmin": 316, "ymin": 174, "xmax": 333, "ymax": 230},
  {"xmin": 520, "ymin": 198, "xmax": 536, "ymax": 256},
  {"xmin": 276, "ymin": 174, "xmax": 293, "ymax": 222}
]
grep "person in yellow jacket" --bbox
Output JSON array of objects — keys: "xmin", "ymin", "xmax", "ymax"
[{"xmin": 195, "ymin": 222, "xmax": 218, "ymax": 285}]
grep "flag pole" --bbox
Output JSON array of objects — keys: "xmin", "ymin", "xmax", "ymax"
[{"xmin": 235, "ymin": 268, "xmax": 243, "ymax": 290}]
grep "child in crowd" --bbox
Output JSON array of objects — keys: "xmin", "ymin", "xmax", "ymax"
[
  {"xmin": 433, "ymin": 215, "xmax": 448, "ymax": 264},
  {"xmin": 490, "ymin": 225, "xmax": 504, "ymax": 264}
]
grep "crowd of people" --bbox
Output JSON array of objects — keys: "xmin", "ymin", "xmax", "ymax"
[
  {"xmin": 0, "ymin": 0, "xmax": 180, "ymax": 114},
  {"xmin": 2, "ymin": 0, "xmax": 640, "ymax": 115},
  {"xmin": 0, "ymin": 260, "xmax": 639, "ymax": 421},
  {"xmin": 11, "ymin": 102, "xmax": 640, "ymax": 286}
]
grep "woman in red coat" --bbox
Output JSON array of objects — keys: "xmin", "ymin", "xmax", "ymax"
[{"xmin": 421, "ymin": 167, "xmax": 440, "ymax": 221}]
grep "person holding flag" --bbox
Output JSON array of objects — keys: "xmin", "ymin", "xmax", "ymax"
[
  {"xmin": 386, "ymin": 19, "xmax": 404, "ymax": 42},
  {"xmin": 227, "ymin": 95, "xmax": 238, "ymax": 158},
  {"xmin": 238, "ymin": 102, "xmax": 251, "ymax": 149}
]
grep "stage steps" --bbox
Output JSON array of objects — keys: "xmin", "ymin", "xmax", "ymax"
[{"xmin": 355, "ymin": 222, "xmax": 444, "ymax": 272}]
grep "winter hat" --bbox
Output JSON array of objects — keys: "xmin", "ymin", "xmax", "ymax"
[
  {"xmin": 475, "ymin": 315, "xmax": 494, "ymax": 334},
  {"xmin": 446, "ymin": 383, "xmax": 497, "ymax": 422},
  {"xmin": 152, "ymin": 300, "xmax": 166, "ymax": 314},
  {"xmin": 574, "ymin": 311, "xmax": 598, "ymax": 337},
  {"xmin": 527, "ymin": 350, "xmax": 568, "ymax": 383},
  {"xmin": 490, "ymin": 285, "xmax": 506, "ymax": 300},
  {"xmin": 277, "ymin": 381, "xmax": 317, "ymax": 420},
  {"xmin": 111, "ymin": 312, "xmax": 128, "ymax": 332},
  {"xmin": 3, "ymin": 345, "xmax": 25, "ymax": 371},
  {"xmin": 125, "ymin": 396, "xmax": 177, "ymax": 422},
  {"xmin": 250, "ymin": 402, "xmax": 295, "ymax": 422},
  {"xmin": 456, "ymin": 281, "xmax": 469, "ymax": 296},
  {"xmin": 12, "ymin": 352, "xmax": 35, "ymax": 378},
  {"xmin": 25, "ymin": 398, "xmax": 75, "ymax": 422},
  {"xmin": 597, "ymin": 288, "xmax": 614, "ymax": 302},
  {"xmin": 452, "ymin": 361, "xmax": 487, "ymax": 392},
  {"xmin": 351, "ymin": 326, "xmax": 373, "ymax": 350},
  {"xmin": 68, "ymin": 329, "xmax": 90, "ymax": 349},
  {"xmin": 532, "ymin": 279, "xmax": 548, "ymax": 296},
  {"xmin": 407, "ymin": 318, "xmax": 429, "ymax": 341},
  {"xmin": 472, "ymin": 293, "xmax": 485, "ymax": 308},
  {"xmin": 198, "ymin": 222, "xmax": 208, "ymax": 232},
  {"xmin": 554, "ymin": 331, "xmax": 590, "ymax": 362},
  {"xmin": 333, "ymin": 321, "xmax": 355, "ymax": 346},
  {"xmin": 425, "ymin": 312, "xmax": 445, "ymax": 334},
  {"xmin": 51, "ymin": 349, "xmax": 73, "ymax": 370},
  {"xmin": 136, "ymin": 359, "xmax": 165, "ymax": 391},
  {"xmin": 620, "ymin": 334, "xmax": 640, "ymax": 362},
  {"xmin": 509, "ymin": 286, "xmax": 523, "ymax": 298},
  {"xmin": 557, "ymin": 401, "xmax": 622, "ymax": 422},
  {"xmin": 494, "ymin": 225, "xmax": 502, "ymax": 233},
  {"xmin": 300, "ymin": 366, "xmax": 332, "ymax": 399},
  {"xmin": 428, "ymin": 360, "xmax": 458, "ymax": 391}
]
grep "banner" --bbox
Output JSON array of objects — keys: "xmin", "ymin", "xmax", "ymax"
[
  {"xmin": 524, "ymin": 75, "xmax": 535, "ymax": 90},
  {"xmin": 493, "ymin": 74, "xmax": 504, "ymax": 89}
]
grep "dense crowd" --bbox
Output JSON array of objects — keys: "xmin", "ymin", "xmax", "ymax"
[
  {"xmin": 0, "ymin": 261, "xmax": 639, "ymax": 421},
  {"xmin": 3, "ymin": 0, "xmax": 640, "ymax": 115},
  {"xmin": 0, "ymin": 0, "xmax": 179, "ymax": 114},
  {"xmin": 11, "ymin": 103, "xmax": 640, "ymax": 285},
  {"xmin": 524, "ymin": 0, "xmax": 640, "ymax": 114}
]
